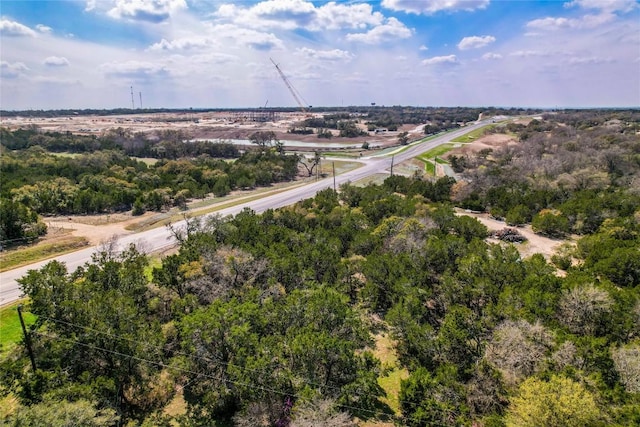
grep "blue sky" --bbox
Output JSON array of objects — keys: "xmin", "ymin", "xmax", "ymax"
[{"xmin": 1, "ymin": 0, "xmax": 639, "ymax": 109}]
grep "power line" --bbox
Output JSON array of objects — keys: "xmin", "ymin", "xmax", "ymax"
[
  {"xmin": 35, "ymin": 314, "xmax": 379, "ymax": 404},
  {"xmin": 30, "ymin": 313, "xmax": 437, "ymax": 422},
  {"xmin": 30, "ymin": 329, "xmax": 404, "ymax": 422}
]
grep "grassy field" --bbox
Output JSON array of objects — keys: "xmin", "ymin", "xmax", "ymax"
[
  {"xmin": 0, "ymin": 302, "xmax": 36, "ymax": 359},
  {"xmin": 0, "ymin": 236, "xmax": 88, "ymax": 272},
  {"xmin": 416, "ymin": 144, "xmax": 456, "ymax": 174},
  {"xmin": 416, "ymin": 143, "xmax": 455, "ymax": 161},
  {"xmin": 451, "ymin": 124, "xmax": 495, "ymax": 143}
]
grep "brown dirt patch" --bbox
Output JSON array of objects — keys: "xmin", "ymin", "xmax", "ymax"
[
  {"xmin": 455, "ymin": 208, "xmax": 571, "ymax": 259},
  {"xmin": 44, "ymin": 212, "xmax": 157, "ymax": 246}
]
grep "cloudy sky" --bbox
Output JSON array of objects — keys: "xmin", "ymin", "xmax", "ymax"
[{"xmin": 1, "ymin": 0, "xmax": 639, "ymax": 110}]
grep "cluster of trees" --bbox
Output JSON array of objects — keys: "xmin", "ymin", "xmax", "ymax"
[
  {"xmin": 451, "ymin": 112, "xmax": 640, "ymax": 237},
  {"xmin": 363, "ymin": 107, "xmax": 537, "ymax": 130},
  {"xmin": 3, "ymin": 167, "xmax": 639, "ymax": 425},
  {"xmin": 1, "ymin": 145, "xmax": 299, "ymax": 217},
  {"xmin": 295, "ymin": 108, "xmax": 526, "ymax": 137},
  {"xmin": 297, "ymin": 116, "xmax": 368, "ymax": 138},
  {"xmin": 0, "ymin": 127, "xmax": 239, "ymax": 159},
  {"xmin": 300, "ymin": 113, "xmax": 352, "ymax": 130},
  {"xmin": 0, "ymin": 198, "xmax": 47, "ymax": 246}
]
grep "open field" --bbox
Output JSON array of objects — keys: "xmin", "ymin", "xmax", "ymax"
[{"xmin": 0, "ymin": 111, "xmax": 421, "ymax": 151}]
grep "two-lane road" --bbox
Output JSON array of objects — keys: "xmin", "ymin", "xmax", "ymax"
[{"xmin": 0, "ymin": 121, "xmax": 488, "ymax": 305}]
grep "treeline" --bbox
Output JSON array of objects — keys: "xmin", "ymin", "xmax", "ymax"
[
  {"xmin": 451, "ymin": 112, "xmax": 640, "ymax": 237},
  {"xmin": 3, "ymin": 173, "xmax": 639, "ymax": 426},
  {"xmin": 0, "ymin": 147, "xmax": 299, "ymax": 218},
  {"xmin": 298, "ymin": 107, "xmax": 498, "ymax": 137},
  {"xmin": 0, "ymin": 127, "xmax": 239, "ymax": 159}
]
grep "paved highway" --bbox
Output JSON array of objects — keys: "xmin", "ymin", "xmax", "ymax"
[{"xmin": 0, "ymin": 121, "xmax": 488, "ymax": 305}]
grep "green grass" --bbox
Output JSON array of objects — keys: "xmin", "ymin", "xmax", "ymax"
[
  {"xmin": 416, "ymin": 144, "xmax": 455, "ymax": 174},
  {"xmin": 144, "ymin": 257, "xmax": 163, "ymax": 281},
  {"xmin": 0, "ymin": 236, "xmax": 88, "ymax": 272},
  {"xmin": 0, "ymin": 302, "xmax": 37, "ymax": 359},
  {"xmin": 378, "ymin": 368, "xmax": 409, "ymax": 415},
  {"xmin": 451, "ymin": 124, "xmax": 496, "ymax": 143},
  {"xmin": 372, "ymin": 333, "xmax": 409, "ymax": 416},
  {"xmin": 416, "ymin": 143, "xmax": 455, "ymax": 161},
  {"xmin": 423, "ymin": 161, "xmax": 435, "ymax": 175}
]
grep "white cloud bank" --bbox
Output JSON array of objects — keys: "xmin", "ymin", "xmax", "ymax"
[
  {"xmin": 422, "ymin": 55, "xmax": 457, "ymax": 65},
  {"xmin": 44, "ymin": 56, "xmax": 70, "ymax": 67},
  {"xmin": 0, "ymin": 19, "xmax": 37, "ymax": 37},
  {"xmin": 381, "ymin": 0, "xmax": 490, "ymax": 14},
  {"xmin": 105, "ymin": 0, "xmax": 187, "ymax": 23},
  {"xmin": 458, "ymin": 35, "xmax": 495, "ymax": 50}
]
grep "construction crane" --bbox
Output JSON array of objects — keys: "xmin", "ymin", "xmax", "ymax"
[{"xmin": 270, "ymin": 58, "xmax": 309, "ymax": 113}]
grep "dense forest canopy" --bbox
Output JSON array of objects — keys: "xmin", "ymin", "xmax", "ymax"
[
  {"xmin": 0, "ymin": 148, "xmax": 297, "ymax": 216},
  {"xmin": 1, "ymin": 110, "xmax": 639, "ymax": 426}
]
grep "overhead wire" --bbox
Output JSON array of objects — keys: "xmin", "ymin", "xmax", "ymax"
[
  {"xmin": 30, "ymin": 329, "xmax": 404, "ymax": 422},
  {"xmin": 31, "ymin": 315, "xmax": 400, "ymax": 416}
]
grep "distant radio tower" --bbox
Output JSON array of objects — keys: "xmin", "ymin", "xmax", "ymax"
[
  {"xmin": 130, "ymin": 86, "xmax": 135, "ymax": 109},
  {"xmin": 139, "ymin": 92, "xmax": 143, "ymax": 109}
]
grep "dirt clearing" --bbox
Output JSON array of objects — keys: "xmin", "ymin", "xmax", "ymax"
[{"xmin": 456, "ymin": 208, "xmax": 570, "ymax": 259}]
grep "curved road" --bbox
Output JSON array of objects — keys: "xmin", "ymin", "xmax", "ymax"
[{"xmin": 0, "ymin": 121, "xmax": 489, "ymax": 305}]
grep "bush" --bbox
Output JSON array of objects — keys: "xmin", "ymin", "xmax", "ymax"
[{"xmin": 531, "ymin": 209, "xmax": 569, "ymax": 238}]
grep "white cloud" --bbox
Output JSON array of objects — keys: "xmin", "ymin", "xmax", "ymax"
[
  {"xmin": 85, "ymin": 0, "xmax": 97, "ymax": 12},
  {"xmin": 482, "ymin": 52, "xmax": 502, "ymax": 60},
  {"xmin": 44, "ymin": 56, "xmax": 70, "ymax": 67},
  {"xmin": 422, "ymin": 55, "xmax": 458, "ymax": 65},
  {"xmin": 526, "ymin": 13, "xmax": 615, "ymax": 30},
  {"xmin": 314, "ymin": 2, "xmax": 384, "ymax": 30},
  {"xmin": 419, "ymin": 45, "xmax": 429, "ymax": 51},
  {"xmin": 149, "ymin": 36, "xmax": 214, "ymax": 51},
  {"xmin": 148, "ymin": 22, "xmax": 285, "ymax": 53},
  {"xmin": 527, "ymin": 17, "xmax": 571, "ymax": 30},
  {"xmin": 106, "ymin": 0, "xmax": 187, "ymax": 23},
  {"xmin": 564, "ymin": 0, "xmax": 638, "ymax": 13},
  {"xmin": 509, "ymin": 50, "xmax": 550, "ymax": 57},
  {"xmin": 189, "ymin": 52, "xmax": 239, "ymax": 65},
  {"xmin": 296, "ymin": 47, "xmax": 353, "ymax": 61},
  {"xmin": 381, "ymin": 0, "xmax": 490, "ymax": 14},
  {"xmin": 345, "ymin": 17, "xmax": 412, "ymax": 44},
  {"xmin": 214, "ymin": 0, "xmax": 384, "ymax": 31},
  {"xmin": 100, "ymin": 60, "xmax": 169, "ymax": 79},
  {"xmin": 528, "ymin": 0, "xmax": 636, "ymax": 31},
  {"xmin": 1, "ymin": 61, "xmax": 29, "ymax": 78},
  {"xmin": 458, "ymin": 35, "xmax": 496, "ymax": 50},
  {"xmin": 36, "ymin": 24, "xmax": 52, "ymax": 34},
  {"xmin": 0, "ymin": 19, "xmax": 36, "ymax": 37},
  {"xmin": 209, "ymin": 24, "xmax": 285, "ymax": 51},
  {"xmin": 567, "ymin": 56, "xmax": 614, "ymax": 65}
]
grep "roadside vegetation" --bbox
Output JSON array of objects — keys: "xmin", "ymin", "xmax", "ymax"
[
  {"xmin": 1, "ymin": 109, "xmax": 639, "ymax": 426},
  {"xmin": 0, "ymin": 235, "xmax": 87, "ymax": 272}
]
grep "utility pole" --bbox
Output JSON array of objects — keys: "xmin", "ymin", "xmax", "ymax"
[
  {"xmin": 333, "ymin": 162, "xmax": 336, "ymax": 191},
  {"xmin": 390, "ymin": 155, "xmax": 394, "ymax": 176},
  {"xmin": 139, "ymin": 92, "xmax": 142, "ymax": 109},
  {"xmin": 17, "ymin": 305, "xmax": 37, "ymax": 371},
  {"xmin": 130, "ymin": 86, "xmax": 135, "ymax": 109}
]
